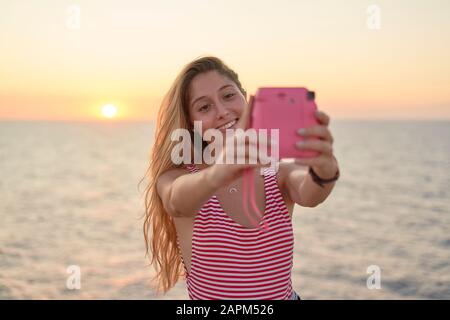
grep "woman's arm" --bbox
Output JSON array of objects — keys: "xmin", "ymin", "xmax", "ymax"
[
  {"xmin": 282, "ymin": 110, "xmax": 340, "ymax": 208},
  {"xmin": 158, "ymin": 119, "xmax": 272, "ymax": 218},
  {"xmin": 157, "ymin": 167, "xmax": 220, "ymax": 218},
  {"xmin": 284, "ymin": 157, "xmax": 339, "ymax": 207}
]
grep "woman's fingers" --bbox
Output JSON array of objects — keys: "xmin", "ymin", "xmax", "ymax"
[
  {"xmin": 295, "ymin": 139, "xmax": 333, "ymax": 156},
  {"xmin": 298, "ymin": 125, "xmax": 333, "ymax": 143},
  {"xmin": 231, "ymin": 141, "xmax": 274, "ymax": 165},
  {"xmin": 315, "ymin": 110, "xmax": 330, "ymax": 126}
]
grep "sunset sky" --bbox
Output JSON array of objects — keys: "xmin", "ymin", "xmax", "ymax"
[{"xmin": 1, "ymin": 0, "xmax": 449, "ymax": 121}]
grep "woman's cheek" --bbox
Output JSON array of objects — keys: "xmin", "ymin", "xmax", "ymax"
[
  {"xmin": 201, "ymin": 120, "xmax": 215, "ymax": 132},
  {"xmin": 236, "ymin": 104, "xmax": 246, "ymax": 117}
]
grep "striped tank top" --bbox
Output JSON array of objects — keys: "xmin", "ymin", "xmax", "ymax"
[{"xmin": 179, "ymin": 164, "xmax": 295, "ymax": 300}]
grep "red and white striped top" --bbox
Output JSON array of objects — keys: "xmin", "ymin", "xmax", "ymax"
[{"xmin": 179, "ymin": 164, "xmax": 295, "ymax": 300}]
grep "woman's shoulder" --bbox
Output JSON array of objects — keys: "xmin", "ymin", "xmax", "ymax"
[
  {"xmin": 265, "ymin": 162, "xmax": 289, "ymax": 184},
  {"xmin": 271, "ymin": 162, "xmax": 298, "ymax": 212},
  {"xmin": 270, "ymin": 161, "xmax": 304, "ymax": 196}
]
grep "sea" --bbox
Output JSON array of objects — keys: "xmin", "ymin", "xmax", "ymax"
[{"xmin": 0, "ymin": 120, "xmax": 449, "ymax": 299}]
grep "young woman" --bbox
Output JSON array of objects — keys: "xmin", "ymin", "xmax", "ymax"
[{"xmin": 142, "ymin": 56, "xmax": 339, "ymax": 300}]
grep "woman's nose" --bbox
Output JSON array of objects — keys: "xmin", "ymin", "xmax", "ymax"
[{"xmin": 216, "ymin": 102, "xmax": 229, "ymax": 118}]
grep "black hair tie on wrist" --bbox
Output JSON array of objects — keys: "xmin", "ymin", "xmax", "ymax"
[{"xmin": 308, "ymin": 166, "xmax": 340, "ymax": 188}]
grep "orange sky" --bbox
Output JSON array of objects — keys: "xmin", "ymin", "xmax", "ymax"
[{"xmin": 1, "ymin": 0, "xmax": 449, "ymax": 121}]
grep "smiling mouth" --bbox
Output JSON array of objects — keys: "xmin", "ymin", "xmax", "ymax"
[{"xmin": 216, "ymin": 118, "xmax": 238, "ymax": 130}]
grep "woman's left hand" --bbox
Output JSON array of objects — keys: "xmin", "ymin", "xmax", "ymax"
[{"xmin": 294, "ymin": 110, "xmax": 339, "ymax": 179}]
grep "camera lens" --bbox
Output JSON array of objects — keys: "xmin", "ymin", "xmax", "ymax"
[{"xmin": 307, "ymin": 91, "xmax": 315, "ymax": 101}]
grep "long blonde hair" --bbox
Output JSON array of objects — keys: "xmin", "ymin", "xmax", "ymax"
[{"xmin": 139, "ymin": 56, "xmax": 247, "ymax": 294}]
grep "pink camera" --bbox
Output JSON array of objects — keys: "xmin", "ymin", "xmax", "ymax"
[{"xmin": 250, "ymin": 87, "xmax": 320, "ymax": 159}]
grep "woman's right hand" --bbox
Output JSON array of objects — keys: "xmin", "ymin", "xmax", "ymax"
[
  {"xmin": 210, "ymin": 132, "xmax": 273, "ymax": 187},
  {"xmin": 207, "ymin": 96, "xmax": 274, "ymax": 187}
]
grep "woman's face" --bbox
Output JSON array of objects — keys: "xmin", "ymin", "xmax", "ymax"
[{"xmin": 188, "ymin": 70, "xmax": 247, "ymax": 135}]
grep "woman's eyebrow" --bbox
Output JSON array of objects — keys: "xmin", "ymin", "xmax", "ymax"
[{"xmin": 190, "ymin": 84, "xmax": 234, "ymax": 107}]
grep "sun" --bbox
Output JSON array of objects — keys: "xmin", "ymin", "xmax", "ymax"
[{"xmin": 101, "ymin": 104, "xmax": 118, "ymax": 118}]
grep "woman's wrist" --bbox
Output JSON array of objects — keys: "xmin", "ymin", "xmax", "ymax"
[
  {"xmin": 309, "ymin": 156, "xmax": 340, "ymax": 188},
  {"xmin": 311, "ymin": 156, "xmax": 339, "ymax": 179}
]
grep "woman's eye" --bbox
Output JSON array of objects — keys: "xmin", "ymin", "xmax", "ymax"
[
  {"xmin": 199, "ymin": 104, "xmax": 210, "ymax": 112},
  {"xmin": 224, "ymin": 93, "xmax": 235, "ymax": 99}
]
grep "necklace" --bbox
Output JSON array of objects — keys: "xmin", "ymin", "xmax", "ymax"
[{"xmin": 229, "ymin": 187, "xmax": 238, "ymax": 194}]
